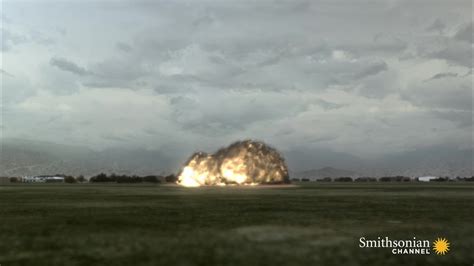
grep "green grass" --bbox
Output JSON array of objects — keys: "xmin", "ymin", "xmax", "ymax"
[{"xmin": 0, "ymin": 182, "xmax": 473, "ymax": 266}]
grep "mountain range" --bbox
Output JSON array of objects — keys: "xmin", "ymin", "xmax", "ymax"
[{"xmin": 0, "ymin": 138, "xmax": 472, "ymax": 177}]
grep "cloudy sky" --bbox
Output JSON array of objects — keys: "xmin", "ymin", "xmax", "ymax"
[{"xmin": 1, "ymin": 0, "xmax": 472, "ymax": 163}]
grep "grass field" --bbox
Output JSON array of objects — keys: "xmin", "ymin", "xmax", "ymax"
[{"xmin": 0, "ymin": 182, "xmax": 473, "ymax": 266}]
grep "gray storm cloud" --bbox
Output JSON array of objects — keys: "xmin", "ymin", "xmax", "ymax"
[{"xmin": 1, "ymin": 0, "xmax": 472, "ymax": 173}]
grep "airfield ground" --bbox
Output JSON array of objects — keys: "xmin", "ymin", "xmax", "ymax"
[{"xmin": 0, "ymin": 182, "xmax": 472, "ymax": 266}]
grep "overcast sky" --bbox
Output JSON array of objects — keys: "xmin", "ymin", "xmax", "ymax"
[{"xmin": 1, "ymin": 0, "xmax": 472, "ymax": 161}]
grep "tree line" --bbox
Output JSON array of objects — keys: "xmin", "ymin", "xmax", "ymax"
[
  {"xmin": 292, "ymin": 176, "xmax": 474, "ymax": 182},
  {"xmin": 89, "ymin": 173, "xmax": 177, "ymax": 183},
  {"xmin": 8, "ymin": 173, "xmax": 178, "ymax": 183},
  {"xmin": 7, "ymin": 174, "xmax": 474, "ymax": 183}
]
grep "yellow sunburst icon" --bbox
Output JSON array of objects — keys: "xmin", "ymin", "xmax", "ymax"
[{"xmin": 433, "ymin": 237, "xmax": 450, "ymax": 255}]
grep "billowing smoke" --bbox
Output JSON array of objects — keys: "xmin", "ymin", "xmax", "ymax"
[{"xmin": 177, "ymin": 140, "xmax": 290, "ymax": 187}]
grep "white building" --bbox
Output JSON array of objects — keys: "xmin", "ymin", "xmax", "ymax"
[
  {"xmin": 417, "ymin": 176, "xmax": 438, "ymax": 182},
  {"xmin": 22, "ymin": 176, "xmax": 65, "ymax": 183},
  {"xmin": 22, "ymin": 176, "xmax": 44, "ymax": 183}
]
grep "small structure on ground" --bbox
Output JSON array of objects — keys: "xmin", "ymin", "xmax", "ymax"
[
  {"xmin": 22, "ymin": 176, "xmax": 65, "ymax": 183},
  {"xmin": 417, "ymin": 176, "xmax": 438, "ymax": 182}
]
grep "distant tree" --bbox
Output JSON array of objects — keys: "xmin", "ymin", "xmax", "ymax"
[
  {"xmin": 116, "ymin": 175, "xmax": 143, "ymax": 183},
  {"xmin": 378, "ymin": 176, "xmax": 411, "ymax": 182},
  {"xmin": 64, "ymin": 176, "xmax": 77, "ymax": 183},
  {"xmin": 466, "ymin": 176, "xmax": 474, "ymax": 181},
  {"xmin": 156, "ymin": 175, "xmax": 165, "ymax": 182},
  {"xmin": 317, "ymin": 177, "xmax": 332, "ymax": 182},
  {"xmin": 165, "ymin": 174, "xmax": 177, "ymax": 183},
  {"xmin": 355, "ymin": 177, "xmax": 376, "ymax": 182},
  {"xmin": 9, "ymin": 177, "xmax": 19, "ymax": 183},
  {"xmin": 396, "ymin": 176, "xmax": 409, "ymax": 182},
  {"xmin": 334, "ymin": 177, "xmax": 352, "ymax": 182},
  {"xmin": 110, "ymin": 173, "xmax": 118, "ymax": 182},
  {"xmin": 143, "ymin": 176, "xmax": 160, "ymax": 183},
  {"xmin": 116, "ymin": 175, "xmax": 126, "ymax": 183},
  {"xmin": 290, "ymin": 178, "xmax": 300, "ymax": 182},
  {"xmin": 90, "ymin": 173, "xmax": 113, "ymax": 182},
  {"xmin": 76, "ymin": 175, "xmax": 86, "ymax": 183},
  {"xmin": 431, "ymin": 177, "xmax": 448, "ymax": 182},
  {"xmin": 301, "ymin": 178, "xmax": 310, "ymax": 182}
]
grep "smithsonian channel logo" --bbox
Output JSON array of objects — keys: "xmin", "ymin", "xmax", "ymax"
[{"xmin": 359, "ymin": 236, "xmax": 450, "ymax": 255}]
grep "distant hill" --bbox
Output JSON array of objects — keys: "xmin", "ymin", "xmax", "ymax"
[
  {"xmin": 283, "ymin": 147, "xmax": 365, "ymax": 171},
  {"xmin": 287, "ymin": 145, "xmax": 472, "ymax": 178},
  {"xmin": 357, "ymin": 145, "xmax": 473, "ymax": 178},
  {"xmin": 0, "ymin": 138, "xmax": 179, "ymax": 177},
  {"xmin": 294, "ymin": 167, "xmax": 358, "ymax": 180}
]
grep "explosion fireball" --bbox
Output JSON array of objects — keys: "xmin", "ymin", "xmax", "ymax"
[{"xmin": 177, "ymin": 140, "xmax": 290, "ymax": 187}]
